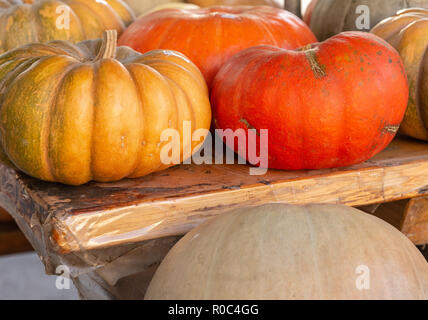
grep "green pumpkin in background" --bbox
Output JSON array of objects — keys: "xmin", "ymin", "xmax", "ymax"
[{"xmin": 306, "ymin": 0, "xmax": 428, "ymax": 41}]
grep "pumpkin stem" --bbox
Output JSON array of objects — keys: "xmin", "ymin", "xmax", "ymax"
[
  {"xmin": 305, "ymin": 48, "xmax": 326, "ymax": 79},
  {"xmin": 299, "ymin": 44, "xmax": 315, "ymax": 51},
  {"xmin": 95, "ymin": 30, "xmax": 117, "ymax": 60},
  {"xmin": 298, "ymin": 44, "xmax": 326, "ymax": 79}
]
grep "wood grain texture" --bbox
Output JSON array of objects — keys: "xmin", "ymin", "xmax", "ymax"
[{"xmin": 1, "ymin": 137, "xmax": 428, "ymax": 253}]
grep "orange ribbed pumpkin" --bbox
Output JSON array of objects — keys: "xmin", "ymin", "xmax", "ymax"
[{"xmin": 118, "ymin": 6, "xmax": 317, "ymax": 86}]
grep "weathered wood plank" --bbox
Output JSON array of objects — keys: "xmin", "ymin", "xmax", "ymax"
[{"xmin": 1, "ymin": 137, "xmax": 428, "ymax": 253}]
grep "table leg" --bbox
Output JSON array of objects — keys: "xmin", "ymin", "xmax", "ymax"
[{"xmin": 360, "ymin": 197, "xmax": 428, "ymax": 246}]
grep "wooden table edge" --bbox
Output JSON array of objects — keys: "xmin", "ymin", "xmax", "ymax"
[{"xmin": 50, "ymin": 159, "xmax": 428, "ymax": 253}]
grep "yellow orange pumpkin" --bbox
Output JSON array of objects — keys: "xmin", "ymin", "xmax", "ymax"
[
  {"xmin": 372, "ymin": 8, "xmax": 428, "ymax": 140},
  {"xmin": 0, "ymin": 30, "xmax": 211, "ymax": 185},
  {"xmin": 0, "ymin": 0, "xmax": 135, "ymax": 53}
]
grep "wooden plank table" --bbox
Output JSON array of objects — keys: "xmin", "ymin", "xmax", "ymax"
[
  {"xmin": 1, "ymin": 137, "xmax": 428, "ymax": 257},
  {"xmin": 1, "ymin": 136, "xmax": 427, "ymax": 299}
]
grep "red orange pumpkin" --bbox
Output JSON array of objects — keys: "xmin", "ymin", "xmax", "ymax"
[
  {"xmin": 118, "ymin": 6, "xmax": 316, "ymax": 86},
  {"xmin": 211, "ymin": 32, "xmax": 409, "ymax": 170}
]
